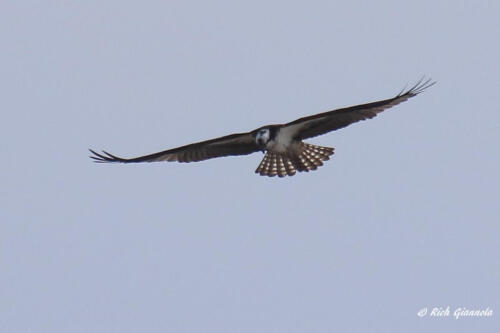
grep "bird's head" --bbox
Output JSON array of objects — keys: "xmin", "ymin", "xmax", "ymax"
[{"xmin": 255, "ymin": 128, "xmax": 271, "ymax": 147}]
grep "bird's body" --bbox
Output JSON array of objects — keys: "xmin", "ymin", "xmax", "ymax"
[
  {"xmin": 271, "ymin": 126, "xmax": 296, "ymax": 153},
  {"xmin": 90, "ymin": 78, "xmax": 434, "ymax": 177}
]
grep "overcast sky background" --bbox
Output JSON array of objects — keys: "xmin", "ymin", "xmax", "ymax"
[{"xmin": 1, "ymin": 1, "xmax": 499, "ymax": 332}]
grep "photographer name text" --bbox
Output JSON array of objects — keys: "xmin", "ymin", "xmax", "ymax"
[{"xmin": 417, "ymin": 306, "xmax": 492, "ymax": 319}]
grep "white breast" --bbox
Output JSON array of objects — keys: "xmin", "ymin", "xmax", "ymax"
[{"xmin": 266, "ymin": 127, "xmax": 295, "ymax": 153}]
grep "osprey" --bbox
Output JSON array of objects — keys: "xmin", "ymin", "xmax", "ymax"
[{"xmin": 90, "ymin": 78, "xmax": 434, "ymax": 177}]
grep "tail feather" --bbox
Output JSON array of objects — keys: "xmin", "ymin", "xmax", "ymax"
[
  {"xmin": 255, "ymin": 143, "xmax": 334, "ymax": 177},
  {"xmin": 268, "ymin": 153, "xmax": 278, "ymax": 177},
  {"xmin": 283, "ymin": 156, "xmax": 296, "ymax": 176}
]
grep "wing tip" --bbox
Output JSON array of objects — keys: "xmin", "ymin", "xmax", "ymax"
[
  {"xmin": 399, "ymin": 76, "xmax": 436, "ymax": 97},
  {"xmin": 89, "ymin": 149, "xmax": 128, "ymax": 163}
]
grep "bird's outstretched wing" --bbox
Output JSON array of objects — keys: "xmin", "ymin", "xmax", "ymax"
[
  {"xmin": 283, "ymin": 78, "xmax": 435, "ymax": 140},
  {"xmin": 90, "ymin": 132, "xmax": 259, "ymax": 163}
]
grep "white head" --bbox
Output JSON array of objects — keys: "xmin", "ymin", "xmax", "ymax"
[{"xmin": 255, "ymin": 128, "xmax": 271, "ymax": 146}]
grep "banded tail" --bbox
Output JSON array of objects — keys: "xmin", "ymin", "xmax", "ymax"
[{"xmin": 255, "ymin": 143, "xmax": 334, "ymax": 177}]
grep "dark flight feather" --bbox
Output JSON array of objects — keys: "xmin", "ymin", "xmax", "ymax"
[
  {"xmin": 90, "ymin": 132, "xmax": 259, "ymax": 163},
  {"xmin": 285, "ymin": 78, "xmax": 435, "ymax": 140}
]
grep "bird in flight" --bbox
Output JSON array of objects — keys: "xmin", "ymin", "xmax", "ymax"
[{"xmin": 90, "ymin": 78, "xmax": 434, "ymax": 177}]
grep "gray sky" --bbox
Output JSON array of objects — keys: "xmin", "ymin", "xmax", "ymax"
[{"xmin": 2, "ymin": 1, "xmax": 499, "ymax": 332}]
